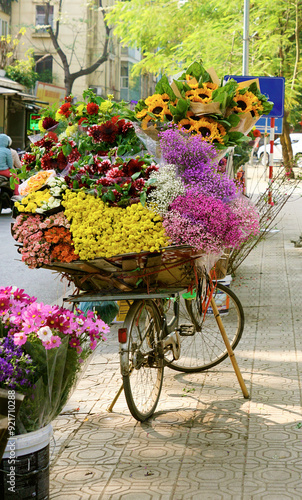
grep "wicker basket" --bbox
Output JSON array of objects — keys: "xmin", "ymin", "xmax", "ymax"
[{"xmin": 42, "ymin": 246, "xmax": 207, "ymax": 294}]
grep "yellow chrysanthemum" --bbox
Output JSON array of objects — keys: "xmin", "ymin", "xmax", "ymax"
[
  {"xmin": 65, "ymin": 124, "xmax": 78, "ymax": 137},
  {"xmin": 76, "ymin": 104, "xmax": 85, "ymax": 116},
  {"xmin": 99, "ymin": 101, "xmax": 113, "ymax": 113},
  {"xmin": 55, "ymin": 110, "xmax": 67, "ymax": 122},
  {"xmin": 38, "ymin": 119, "xmax": 46, "ymax": 133}
]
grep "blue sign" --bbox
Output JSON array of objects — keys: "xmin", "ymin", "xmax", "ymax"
[
  {"xmin": 223, "ymin": 75, "xmax": 285, "ymax": 118},
  {"xmin": 255, "ymin": 116, "xmax": 283, "ymax": 134}
]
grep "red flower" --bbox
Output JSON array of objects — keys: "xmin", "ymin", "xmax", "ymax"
[
  {"xmin": 87, "ymin": 125, "xmax": 103, "ymax": 143},
  {"xmin": 41, "ymin": 151, "xmax": 55, "ymax": 170},
  {"xmin": 252, "ymin": 129, "xmax": 261, "ymax": 138},
  {"xmin": 94, "ymin": 158, "xmax": 112, "ymax": 175},
  {"xmin": 123, "ymin": 158, "xmax": 145, "ymax": 177},
  {"xmin": 130, "ymin": 178, "xmax": 145, "ymax": 194},
  {"xmin": 59, "ymin": 102, "xmax": 72, "ymax": 118},
  {"xmin": 46, "ymin": 131, "xmax": 58, "ymax": 142},
  {"xmin": 42, "ymin": 117, "xmax": 59, "ymax": 130},
  {"xmin": 98, "ymin": 120, "xmax": 119, "ymax": 143},
  {"xmin": 86, "ymin": 103, "xmax": 99, "ymax": 115},
  {"xmin": 21, "ymin": 153, "xmax": 36, "ymax": 168},
  {"xmin": 67, "ymin": 148, "xmax": 81, "ymax": 163},
  {"xmin": 96, "ymin": 178, "xmax": 114, "ymax": 186},
  {"xmin": 57, "ymin": 151, "xmax": 68, "ymax": 171},
  {"xmin": 78, "ymin": 117, "xmax": 88, "ymax": 126},
  {"xmin": 106, "ymin": 167, "xmax": 121, "ymax": 179}
]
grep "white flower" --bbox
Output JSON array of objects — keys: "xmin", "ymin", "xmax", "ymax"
[
  {"xmin": 147, "ymin": 164, "xmax": 185, "ymax": 215},
  {"xmin": 50, "ymin": 187, "xmax": 62, "ymax": 197},
  {"xmin": 37, "ymin": 326, "xmax": 53, "ymax": 341}
]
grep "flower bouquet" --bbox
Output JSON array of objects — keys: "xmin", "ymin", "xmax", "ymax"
[
  {"xmin": 9, "ymin": 87, "xmax": 261, "ymax": 293},
  {"xmin": 134, "ymin": 60, "xmax": 273, "ymax": 150},
  {"xmin": 0, "ymin": 286, "xmax": 109, "ymax": 434}
]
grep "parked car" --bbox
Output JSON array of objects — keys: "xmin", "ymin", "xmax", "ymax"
[{"xmin": 257, "ymin": 133, "xmax": 302, "ymax": 166}]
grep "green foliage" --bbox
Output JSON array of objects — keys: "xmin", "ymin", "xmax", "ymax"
[
  {"xmin": 5, "ymin": 50, "xmax": 38, "ymax": 89},
  {"xmin": 106, "ymin": 0, "xmax": 301, "ymax": 119}
]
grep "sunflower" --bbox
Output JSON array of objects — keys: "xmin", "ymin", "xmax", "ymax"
[
  {"xmin": 193, "ymin": 118, "xmax": 218, "ymax": 140},
  {"xmin": 145, "ymin": 94, "xmax": 165, "ymax": 107},
  {"xmin": 136, "ymin": 108, "xmax": 148, "ymax": 120},
  {"xmin": 185, "ymin": 75, "xmax": 199, "ymax": 89},
  {"xmin": 185, "ymin": 89, "xmax": 197, "ymax": 101},
  {"xmin": 141, "ymin": 115, "xmax": 155, "ymax": 130},
  {"xmin": 233, "ymin": 92, "xmax": 254, "ymax": 113},
  {"xmin": 178, "ymin": 119, "xmax": 195, "ymax": 133},
  {"xmin": 185, "ymin": 111, "xmax": 198, "ymax": 121},
  {"xmin": 161, "ymin": 93, "xmax": 172, "ymax": 103},
  {"xmin": 193, "ymin": 87, "xmax": 213, "ymax": 103},
  {"xmin": 211, "ymin": 134, "xmax": 225, "ymax": 145},
  {"xmin": 148, "ymin": 101, "xmax": 165, "ymax": 115},
  {"xmin": 204, "ymin": 82, "xmax": 219, "ymax": 91},
  {"xmin": 216, "ymin": 122, "xmax": 227, "ymax": 137},
  {"xmin": 161, "ymin": 106, "xmax": 173, "ymax": 122}
]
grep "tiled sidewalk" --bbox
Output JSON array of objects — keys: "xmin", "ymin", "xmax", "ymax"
[{"xmin": 50, "ymin": 189, "xmax": 302, "ymax": 500}]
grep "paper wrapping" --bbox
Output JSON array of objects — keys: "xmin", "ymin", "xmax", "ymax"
[
  {"xmin": 190, "ymin": 101, "xmax": 222, "ymax": 116},
  {"xmin": 229, "ymin": 112, "xmax": 259, "ymax": 135}
]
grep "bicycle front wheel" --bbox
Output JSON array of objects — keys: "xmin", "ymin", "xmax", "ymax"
[
  {"xmin": 165, "ymin": 283, "xmax": 244, "ymax": 373},
  {"xmin": 122, "ymin": 300, "xmax": 164, "ymax": 421}
]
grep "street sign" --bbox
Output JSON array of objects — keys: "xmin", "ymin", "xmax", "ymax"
[
  {"xmin": 255, "ymin": 116, "xmax": 283, "ymax": 134},
  {"xmin": 29, "ymin": 113, "xmax": 41, "ymax": 131},
  {"xmin": 223, "ymin": 75, "xmax": 285, "ymax": 118}
]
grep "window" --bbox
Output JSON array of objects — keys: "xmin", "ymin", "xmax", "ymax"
[
  {"xmin": 0, "ymin": 19, "xmax": 8, "ymax": 36},
  {"xmin": 120, "ymin": 61, "xmax": 129, "ymax": 90},
  {"xmin": 35, "ymin": 5, "xmax": 54, "ymax": 31},
  {"xmin": 34, "ymin": 55, "xmax": 53, "ymax": 83}
]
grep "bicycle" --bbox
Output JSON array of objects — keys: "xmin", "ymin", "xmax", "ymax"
[{"xmin": 113, "ymin": 280, "xmax": 245, "ymax": 421}]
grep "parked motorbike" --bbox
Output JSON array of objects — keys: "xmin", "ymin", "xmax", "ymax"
[{"xmin": 0, "ymin": 175, "xmax": 14, "ymax": 214}]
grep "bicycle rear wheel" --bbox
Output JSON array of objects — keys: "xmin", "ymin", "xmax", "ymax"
[
  {"xmin": 122, "ymin": 300, "xmax": 164, "ymax": 421},
  {"xmin": 165, "ymin": 283, "xmax": 244, "ymax": 373}
]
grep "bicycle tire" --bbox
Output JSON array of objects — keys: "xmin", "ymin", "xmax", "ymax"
[
  {"xmin": 122, "ymin": 300, "xmax": 164, "ymax": 421},
  {"xmin": 165, "ymin": 283, "xmax": 244, "ymax": 373}
]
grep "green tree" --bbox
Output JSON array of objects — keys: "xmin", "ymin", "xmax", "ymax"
[
  {"xmin": 107, "ymin": 0, "xmax": 302, "ymax": 171},
  {"xmin": 5, "ymin": 49, "xmax": 38, "ymax": 89}
]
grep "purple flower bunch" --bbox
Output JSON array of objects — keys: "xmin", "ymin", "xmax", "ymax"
[
  {"xmin": 159, "ymin": 127, "xmax": 237, "ymax": 201},
  {"xmin": 162, "ymin": 190, "xmax": 260, "ymax": 254},
  {"xmin": 0, "ymin": 336, "xmax": 35, "ymax": 392}
]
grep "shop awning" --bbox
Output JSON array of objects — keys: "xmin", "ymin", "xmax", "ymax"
[{"xmin": 0, "ymin": 86, "xmax": 48, "ymax": 105}]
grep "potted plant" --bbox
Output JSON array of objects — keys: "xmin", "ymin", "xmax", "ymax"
[{"xmin": 0, "ymin": 285, "xmax": 109, "ymax": 499}]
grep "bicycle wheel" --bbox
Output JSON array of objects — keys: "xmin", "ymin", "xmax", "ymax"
[
  {"xmin": 122, "ymin": 300, "xmax": 164, "ymax": 421},
  {"xmin": 165, "ymin": 283, "xmax": 244, "ymax": 373}
]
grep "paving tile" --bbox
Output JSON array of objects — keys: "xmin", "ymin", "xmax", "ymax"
[{"xmin": 50, "ymin": 189, "xmax": 302, "ymax": 499}]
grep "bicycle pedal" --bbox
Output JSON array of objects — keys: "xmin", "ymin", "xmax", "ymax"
[{"xmin": 178, "ymin": 324, "xmax": 195, "ymax": 336}]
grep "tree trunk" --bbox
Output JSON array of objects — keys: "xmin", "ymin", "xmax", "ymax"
[{"xmin": 280, "ymin": 111, "xmax": 295, "ymax": 178}]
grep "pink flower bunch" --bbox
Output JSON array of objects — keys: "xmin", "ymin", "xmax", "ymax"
[
  {"xmin": 0, "ymin": 286, "xmax": 109, "ymax": 353},
  {"xmin": 12, "ymin": 212, "xmax": 72, "ymax": 269},
  {"xmin": 162, "ymin": 190, "xmax": 260, "ymax": 253}
]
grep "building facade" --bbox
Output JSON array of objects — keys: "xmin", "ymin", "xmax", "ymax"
[{"xmin": 10, "ymin": 0, "xmax": 156, "ymax": 102}]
